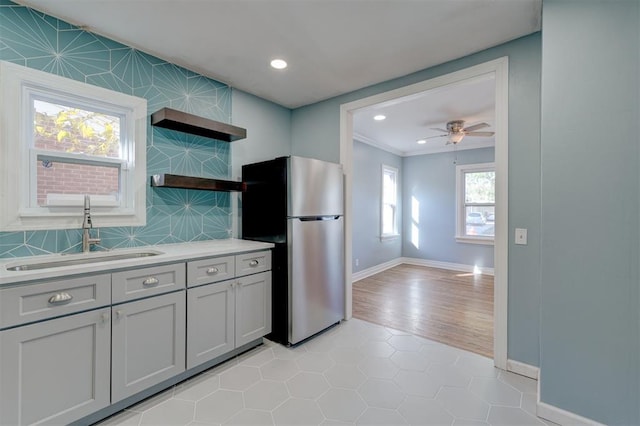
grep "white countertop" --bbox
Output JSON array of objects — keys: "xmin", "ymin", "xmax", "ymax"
[{"xmin": 0, "ymin": 239, "xmax": 273, "ymax": 286}]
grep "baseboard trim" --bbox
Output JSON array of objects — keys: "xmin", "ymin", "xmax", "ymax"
[
  {"xmin": 352, "ymin": 258, "xmax": 403, "ymax": 282},
  {"xmin": 536, "ymin": 373, "xmax": 606, "ymax": 426},
  {"xmin": 506, "ymin": 359, "xmax": 538, "ymax": 379},
  {"xmin": 401, "ymin": 257, "xmax": 495, "ymax": 276},
  {"xmin": 352, "ymin": 257, "xmax": 495, "ymax": 282}
]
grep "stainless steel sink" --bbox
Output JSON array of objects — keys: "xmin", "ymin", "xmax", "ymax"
[{"xmin": 6, "ymin": 251, "xmax": 162, "ymax": 271}]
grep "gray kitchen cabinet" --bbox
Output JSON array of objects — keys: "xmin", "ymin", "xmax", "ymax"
[
  {"xmin": 0, "ymin": 242, "xmax": 272, "ymax": 425},
  {"xmin": 186, "ymin": 280, "xmax": 235, "ymax": 369},
  {"xmin": 0, "ymin": 308, "xmax": 111, "ymax": 425},
  {"xmin": 236, "ymin": 272, "xmax": 272, "ymax": 346},
  {"xmin": 186, "ymin": 251, "xmax": 272, "ymax": 369},
  {"xmin": 111, "ymin": 291, "xmax": 186, "ymax": 402}
]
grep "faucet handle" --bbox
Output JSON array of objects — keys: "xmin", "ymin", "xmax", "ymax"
[{"xmin": 84, "ymin": 194, "xmax": 90, "ymax": 210}]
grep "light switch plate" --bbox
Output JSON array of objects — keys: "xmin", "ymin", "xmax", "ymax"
[{"xmin": 515, "ymin": 228, "xmax": 527, "ymax": 245}]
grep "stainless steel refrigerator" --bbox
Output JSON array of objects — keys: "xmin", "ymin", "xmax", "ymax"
[{"xmin": 242, "ymin": 156, "xmax": 345, "ymax": 345}]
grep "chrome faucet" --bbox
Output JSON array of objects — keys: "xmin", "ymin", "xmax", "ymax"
[{"xmin": 82, "ymin": 195, "xmax": 101, "ymax": 253}]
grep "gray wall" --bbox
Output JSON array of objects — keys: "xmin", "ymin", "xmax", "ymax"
[
  {"xmin": 231, "ymin": 89, "xmax": 291, "ymax": 181},
  {"xmin": 231, "ymin": 89, "xmax": 292, "ymax": 237},
  {"xmin": 290, "ymin": 34, "xmax": 542, "ymax": 367},
  {"xmin": 402, "ymin": 148, "xmax": 495, "ymax": 269},
  {"xmin": 539, "ymin": 0, "xmax": 639, "ymax": 423},
  {"xmin": 352, "ymin": 140, "xmax": 402, "ymax": 272}
]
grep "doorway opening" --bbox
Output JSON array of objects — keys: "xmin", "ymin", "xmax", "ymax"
[{"xmin": 339, "ymin": 57, "xmax": 508, "ymax": 368}]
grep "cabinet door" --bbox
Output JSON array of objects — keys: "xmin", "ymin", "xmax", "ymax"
[
  {"xmin": 0, "ymin": 309, "xmax": 111, "ymax": 426},
  {"xmin": 111, "ymin": 291, "xmax": 186, "ymax": 402},
  {"xmin": 186, "ymin": 281, "xmax": 235, "ymax": 369},
  {"xmin": 235, "ymin": 272, "xmax": 272, "ymax": 347}
]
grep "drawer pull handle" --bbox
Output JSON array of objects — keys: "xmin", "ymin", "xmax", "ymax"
[
  {"xmin": 207, "ymin": 267, "xmax": 219, "ymax": 275},
  {"xmin": 143, "ymin": 277, "xmax": 159, "ymax": 286},
  {"xmin": 48, "ymin": 292, "xmax": 73, "ymax": 305},
  {"xmin": 249, "ymin": 260, "xmax": 259, "ymax": 267}
]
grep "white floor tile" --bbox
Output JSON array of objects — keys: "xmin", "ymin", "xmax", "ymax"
[
  {"xmin": 219, "ymin": 365, "xmax": 261, "ymax": 391},
  {"xmin": 436, "ymin": 387, "xmax": 491, "ymax": 421},
  {"xmin": 325, "ymin": 363, "xmax": 367, "ymax": 389},
  {"xmin": 469, "ymin": 377, "xmax": 522, "ymax": 407},
  {"xmin": 272, "ymin": 398, "xmax": 324, "ymax": 425},
  {"xmin": 174, "ymin": 373, "xmax": 220, "ymax": 402},
  {"xmin": 296, "ymin": 351, "xmax": 336, "ymax": 373},
  {"xmin": 487, "ymin": 406, "xmax": 546, "ymax": 425},
  {"xmin": 194, "ymin": 390, "xmax": 244, "ymax": 424},
  {"xmin": 397, "ymin": 395, "xmax": 454, "ymax": 425},
  {"xmin": 287, "ymin": 371, "xmax": 331, "ymax": 399},
  {"xmin": 317, "ymin": 388, "xmax": 367, "ymax": 422},
  {"xmin": 139, "ymin": 398, "xmax": 195, "ymax": 425},
  {"xmin": 243, "ymin": 380, "xmax": 289, "ymax": 410},
  {"xmin": 393, "ymin": 370, "xmax": 441, "ymax": 398},
  {"xmin": 357, "ymin": 378, "xmax": 405, "ymax": 409},
  {"xmin": 356, "ymin": 407, "xmax": 408, "ymax": 425},
  {"xmin": 92, "ymin": 318, "xmax": 552, "ymax": 426},
  {"xmin": 224, "ymin": 408, "xmax": 274, "ymax": 425}
]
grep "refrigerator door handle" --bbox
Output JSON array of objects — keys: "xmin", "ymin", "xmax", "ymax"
[{"xmin": 298, "ymin": 216, "xmax": 340, "ymax": 222}]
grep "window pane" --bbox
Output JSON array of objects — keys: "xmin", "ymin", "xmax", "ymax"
[
  {"xmin": 382, "ymin": 204, "xmax": 395, "ymax": 235},
  {"xmin": 33, "ymin": 99, "xmax": 122, "ymax": 158},
  {"xmin": 383, "ymin": 171, "xmax": 396, "ymax": 204},
  {"xmin": 465, "ymin": 171, "xmax": 495, "ymax": 203},
  {"xmin": 36, "ymin": 158, "xmax": 119, "ymax": 206},
  {"xmin": 465, "ymin": 206, "xmax": 495, "ymax": 237}
]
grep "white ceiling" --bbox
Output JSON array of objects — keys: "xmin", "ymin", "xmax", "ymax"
[
  {"xmin": 16, "ymin": 0, "xmax": 541, "ymax": 109},
  {"xmin": 16, "ymin": 0, "xmax": 538, "ymax": 156},
  {"xmin": 353, "ymin": 74, "xmax": 496, "ymax": 156}
]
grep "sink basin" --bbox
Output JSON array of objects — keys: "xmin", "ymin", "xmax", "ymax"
[{"xmin": 6, "ymin": 250, "xmax": 163, "ymax": 271}]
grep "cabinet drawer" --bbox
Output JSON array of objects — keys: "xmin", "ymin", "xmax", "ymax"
[
  {"xmin": 235, "ymin": 251, "xmax": 271, "ymax": 277},
  {"xmin": 187, "ymin": 255, "xmax": 235, "ymax": 287},
  {"xmin": 0, "ymin": 274, "xmax": 111, "ymax": 329},
  {"xmin": 112, "ymin": 263, "xmax": 185, "ymax": 303}
]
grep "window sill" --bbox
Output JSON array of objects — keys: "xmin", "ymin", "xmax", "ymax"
[
  {"xmin": 455, "ymin": 236, "xmax": 495, "ymax": 246},
  {"xmin": 380, "ymin": 234, "xmax": 400, "ymax": 242}
]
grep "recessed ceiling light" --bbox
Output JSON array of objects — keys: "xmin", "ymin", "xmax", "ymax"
[
  {"xmin": 270, "ymin": 59, "xmax": 287, "ymax": 69},
  {"xmin": 417, "ymin": 139, "xmax": 427, "ymax": 144},
  {"xmin": 374, "ymin": 114, "xmax": 386, "ymax": 121}
]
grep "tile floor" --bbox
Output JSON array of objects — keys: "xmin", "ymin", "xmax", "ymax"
[{"xmin": 97, "ymin": 319, "xmax": 552, "ymax": 426}]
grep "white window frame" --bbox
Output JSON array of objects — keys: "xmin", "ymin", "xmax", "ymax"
[
  {"xmin": 0, "ymin": 61, "xmax": 147, "ymax": 231},
  {"xmin": 456, "ymin": 162, "xmax": 495, "ymax": 245},
  {"xmin": 380, "ymin": 164, "xmax": 400, "ymax": 241}
]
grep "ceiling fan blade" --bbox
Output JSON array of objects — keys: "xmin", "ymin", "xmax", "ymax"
[
  {"xmin": 463, "ymin": 122, "xmax": 490, "ymax": 132},
  {"xmin": 420, "ymin": 134, "xmax": 448, "ymax": 140},
  {"xmin": 429, "ymin": 128, "xmax": 449, "ymax": 133},
  {"xmin": 465, "ymin": 131, "xmax": 495, "ymax": 137}
]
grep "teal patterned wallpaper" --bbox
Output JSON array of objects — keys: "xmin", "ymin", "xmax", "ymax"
[{"xmin": 0, "ymin": 1, "xmax": 233, "ymax": 258}]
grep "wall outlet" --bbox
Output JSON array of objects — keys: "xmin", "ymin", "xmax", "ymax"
[
  {"xmin": 355, "ymin": 258, "xmax": 359, "ymax": 267},
  {"xmin": 515, "ymin": 228, "xmax": 528, "ymax": 245}
]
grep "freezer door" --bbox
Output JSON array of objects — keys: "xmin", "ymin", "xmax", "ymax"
[
  {"xmin": 288, "ymin": 216, "xmax": 345, "ymax": 344},
  {"xmin": 288, "ymin": 156, "xmax": 343, "ymax": 217}
]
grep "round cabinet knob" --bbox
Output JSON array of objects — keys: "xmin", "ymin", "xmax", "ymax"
[{"xmin": 249, "ymin": 260, "xmax": 259, "ymax": 267}]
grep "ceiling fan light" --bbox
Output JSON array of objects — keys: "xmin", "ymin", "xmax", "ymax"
[{"xmin": 449, "ymin": 133, "xmax": 465, "ymax": 144}]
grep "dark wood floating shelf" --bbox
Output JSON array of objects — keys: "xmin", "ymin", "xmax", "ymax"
[
  {"xmin": 151, "ymin": 107, "xmax": 247, "ymax": 142},
  {"xmin": 151, "ymin": 174, "xmax": 246, "ymax": 192}
]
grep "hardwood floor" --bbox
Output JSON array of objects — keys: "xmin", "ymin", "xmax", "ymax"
[{"xmin": 352, "ymin": 264, "xmax": 494, "ymax": 358}]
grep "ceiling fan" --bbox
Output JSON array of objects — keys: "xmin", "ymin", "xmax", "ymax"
[{"xmin": 419, "ymin": 120, "xmax": 495, "ymax": 145}]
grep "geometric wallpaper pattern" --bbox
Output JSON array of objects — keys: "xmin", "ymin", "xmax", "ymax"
[{"xmin": 0, "ymin": 1, "xmax": 234, "ymax": 258}]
